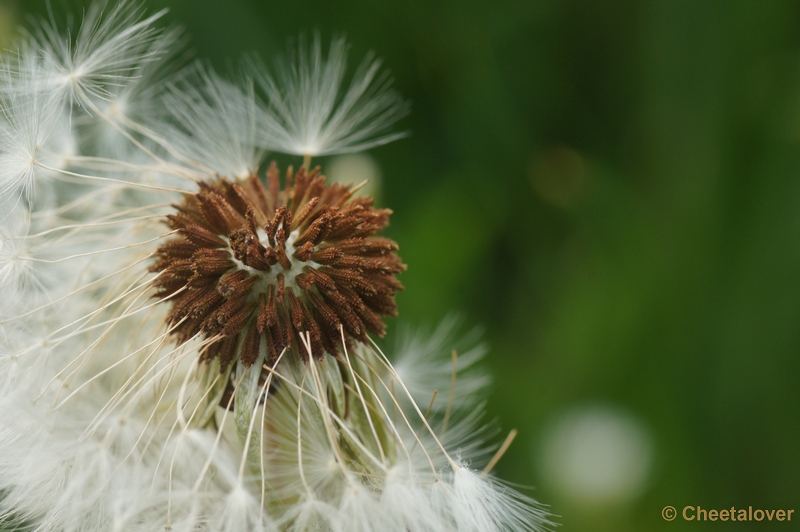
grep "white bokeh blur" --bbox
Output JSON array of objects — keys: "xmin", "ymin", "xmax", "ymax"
[
  {"xmin": 325, "ymin": 153, "xmax": 382, "ymax": 200},
  {"xmin": 536, "ymin": 404, "xmax": 654, "ymax": 507}
]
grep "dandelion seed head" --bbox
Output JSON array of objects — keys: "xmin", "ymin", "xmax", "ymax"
[{"xmin": 0, "ymin": 3, "xmax": 550, "ymax": 531}]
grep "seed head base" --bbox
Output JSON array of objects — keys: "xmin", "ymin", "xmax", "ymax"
[{"xmin": 151, "ymin": 163, "xmax": 405, "ymax": 368}]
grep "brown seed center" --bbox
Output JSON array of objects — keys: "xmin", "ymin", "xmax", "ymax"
[{"xmin": 151, "ymin": 163, "xmax": 405, "ymax": 370}]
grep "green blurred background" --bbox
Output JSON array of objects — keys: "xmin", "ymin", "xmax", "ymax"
[{"xmin": 4, "ymin": 0, "xmax": 800, "ymax": 530}]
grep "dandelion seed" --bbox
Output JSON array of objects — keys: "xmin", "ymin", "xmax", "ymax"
[
  {"xmin": 25, "ymin": 1, "xmax": 168, "ymax": 103},
  {"xmin": 254, "ymin": 34, "xmax": 410, "ymax": 160}
]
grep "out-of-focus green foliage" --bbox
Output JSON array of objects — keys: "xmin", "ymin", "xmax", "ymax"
[{"xmin": 9, "ymin": 0, "xmax": 800, "ymax": 530}]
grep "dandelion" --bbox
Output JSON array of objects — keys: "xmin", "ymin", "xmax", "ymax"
[
  {"xmin": 254, "ymin": 34, "xmax": 410, "ymax": 166},
  {"xmin": 0, "ymin": 2, "xmax": 551, "ymax": 531}
]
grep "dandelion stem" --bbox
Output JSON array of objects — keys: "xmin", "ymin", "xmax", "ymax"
[
  {"xmin": 37, "ymin": 162, "xmax": 188, "ymax": 193},
  {"xmin": 340, "ymin": 325, "xmax": 387, "ymax": 464},
  {"xmin": 442, "ymin": 349, "xmax": 458, "ymax": 434},
  {"xmin": 410, "ymin": 389, "xmax": 437, "ymax": 454},
  {"xmin": 483, "ymin": 429, "xmax": 518, "ymax": 475}
]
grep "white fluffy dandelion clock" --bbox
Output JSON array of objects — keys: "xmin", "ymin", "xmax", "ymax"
[{"xmin": 0, "ymin": 3, "xmax": 551, "ymax": 531}]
